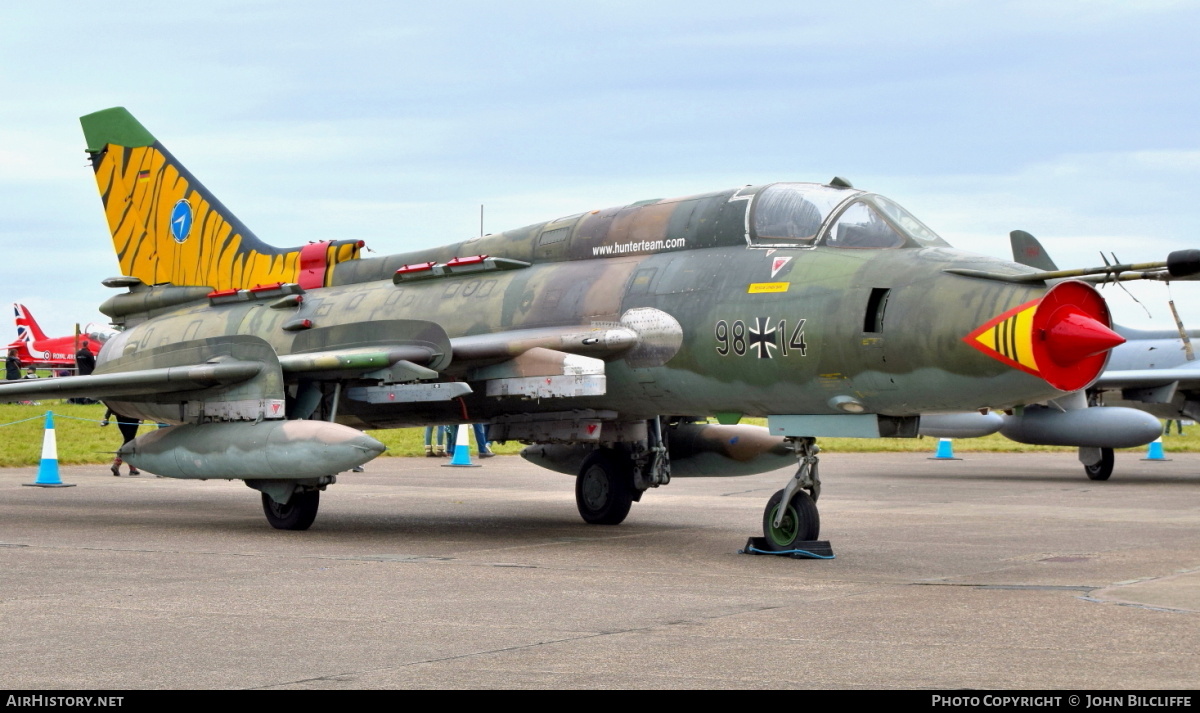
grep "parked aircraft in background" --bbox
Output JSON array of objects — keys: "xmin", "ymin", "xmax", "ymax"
[
  {"xmin": 2, "ymin": 108, "xmax": 1194, "ymax": 549},
  {"xmin": 1095, "ymin": 324, "xmax": 1200, "ymax": 425},
  {"xmin": 921, "ymin": 231, "xmax": 1197, "ymax": 480},
  {"xmin": 6, "ymin": 303, "xmax": 114, "ymax": 370}
]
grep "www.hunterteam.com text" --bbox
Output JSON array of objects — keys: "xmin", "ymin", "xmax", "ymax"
[{"xmin": 592, "ymin": 238, "xmax": 686, "ymax": 256}]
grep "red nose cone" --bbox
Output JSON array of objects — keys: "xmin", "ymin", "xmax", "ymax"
[
  {"xmin": 1029, "ymin": 280, "xmax": 1119, "ymax": 391},
  {"xmin": 1042, "ymin": 305, "xmax": 1126, "ymax": 366},
  {"xmin": 966, "ymin": 280, "xmax": 1121, "ymax": 392}
]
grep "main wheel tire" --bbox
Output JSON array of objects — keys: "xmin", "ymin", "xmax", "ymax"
[
  {"xmin": 761, "ymin": 488, "xmax": 820, "ymax": 551},
  {"xmin": 262, "ymin": 490, "xmax": 320, "ymax": 530},
  {"xmin": 575, "ymin": 450, "xmax": 635, "ymax": 525},
  {"xmin": 1084, "ymin": 447, "xmax": 1115, "ymax": 481}
]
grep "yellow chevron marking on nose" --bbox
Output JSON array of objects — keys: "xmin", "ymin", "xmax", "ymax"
[{"xmin": 969, "ymin": 301, "xmax": 1040, "ymax": 373}]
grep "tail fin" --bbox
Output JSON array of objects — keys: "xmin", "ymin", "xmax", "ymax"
[
  {"xmin": 1009, "ymin": 230, "xmax": 1059, "ymax": 271},
  {"xmin": 13, "ymin": 304, "xmax": 48, "ymax": 344},
  {"xmin": 80, "ymin": 107, "xmax": 363, "ymax": 291}
]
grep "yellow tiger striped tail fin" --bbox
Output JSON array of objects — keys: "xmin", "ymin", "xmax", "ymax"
[{"xmin": 80, "ymin": 107, "xmax": 362, "ymax": 291}]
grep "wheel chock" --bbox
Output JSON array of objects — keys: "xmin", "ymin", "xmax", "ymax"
[{"xmin": 740, "ymin": 537, "xmax": 834, "ymax": 559}]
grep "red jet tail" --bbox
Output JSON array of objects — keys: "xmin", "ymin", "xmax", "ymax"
[{"xmin": 13, "ymin": 304, "xmax": 49, "ymax": 344}]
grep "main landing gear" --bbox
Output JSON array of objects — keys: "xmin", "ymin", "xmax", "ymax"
[
  {"xmin": 262, "ymin": 490, "xmax": 320, "ymax": 530},
  {"xmin": 573, "ymin": 418, "xmax": 669, "ymax": 525},
  {"xmin": 576, "ymin": 450, "xmax": 635, "ymax": 525},
  {"xmin": 761, "ymin": 437, "xmax": 822, "ymax": 551},
  {"xmin": 1082, "ymin": 447, "xmax": 1115, "ymax": 481},
  {"xmin": 247, "ymin": 478, "xmax": 333, "ymax": 531}
]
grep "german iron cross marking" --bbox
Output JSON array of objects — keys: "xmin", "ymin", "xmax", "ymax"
[{"xmin": 748, "ymin": 317, "xmax": 778, "ymax": 359}]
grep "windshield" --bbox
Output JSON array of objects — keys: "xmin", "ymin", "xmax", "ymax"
[
  {"xmin": 824, "ymin": 202, "xmax": 906, "ymax": 249},
  {"xmin": 820, "ymin": 195, "xmax": 953, "ymax": 249},
  {"xmin": 751, "ymin": 183, "xmax": 860, "ymax": 245},
  {"xmin": 83, "ymin": 324, "xmax": 116, "ymax": 344},
  {"xmin": 868, "ymin": 195, "xmax": 949, "ymax": 247}
]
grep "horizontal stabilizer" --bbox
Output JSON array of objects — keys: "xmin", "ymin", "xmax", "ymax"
[{"xmin": 0, "ymin": 361, "xmax": 262, "ymax": 403}]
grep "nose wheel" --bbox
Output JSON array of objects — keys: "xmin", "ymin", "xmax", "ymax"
[
  {"xmin": 762, "ymin": 488, "xmax": 820, "ymax": 550},
  {"xmin": 753, "ymin": 436, "xmax": 827, "ymax": 555}
]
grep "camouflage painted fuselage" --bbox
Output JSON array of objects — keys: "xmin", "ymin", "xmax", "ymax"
[{"xmin": 98, "ymin": 183, "xmax": 1058, "ymax": 429}]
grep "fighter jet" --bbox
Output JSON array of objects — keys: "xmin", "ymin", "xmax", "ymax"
[
  {"xmin": 7, "ymin": 303, "xmax": 113, "ymax": 370},
  {"xmin": 2, "ymin": 107, "xmax": 1194, "ymax": 550}
]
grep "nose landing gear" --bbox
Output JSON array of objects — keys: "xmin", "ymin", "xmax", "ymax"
[
  {"xmin": 744, "ymin": 437, "xmax": 833, "ymax": 558},
  {"xmin": 763, "ymin": 437, "xmax": 821, "ymax": 548},
  {"xmin": 763, "ymin": 488, "xmax": 819, "ymax": 550}
]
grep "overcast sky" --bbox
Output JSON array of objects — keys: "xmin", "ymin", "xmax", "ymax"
[{"xmin": 2, "ymin": 1, "xmax": 1198, "ymax": 338}]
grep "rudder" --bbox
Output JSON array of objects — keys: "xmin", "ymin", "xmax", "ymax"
[
  {"xmin": 13, "ymin": 304, "xmax": 48, "ymax": 343},
  {"xmin": 80, "ymin": 107, "xmax": 362, "ymax": 291}
]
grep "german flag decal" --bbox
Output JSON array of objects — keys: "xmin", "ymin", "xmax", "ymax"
[{"xmin": 966, "ymin": 298, "xmax": 1040, "ymax": 376}]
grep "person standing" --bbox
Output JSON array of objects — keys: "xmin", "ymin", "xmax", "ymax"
[
  {"xmin": 5, "ymin": 349, "xmax": 20, "ymax": 381},
  {"xmin": 474, "ymin": 423, "xmax": 494, "ymax": 458},
  {"xmin": 446, "ymin": 423, "xmax": 494, "ymax": 458},
  {"xmin": 69, "ymin": 340, "xmax": 99, "ymax": 404},
  {"xmin": 18, "ymin": 366, "xmax": 39, "ymax": 405},
  {"xmin": 75, "ymin": 340, "xmax": 96, "ymax": 376},
  {"xmin": 101, "ymin": 407, "xmax": 141, "ymax": 476},
  {"xmin": 423, "ymin": 425, "xmax": 448, "ymax": 457}
]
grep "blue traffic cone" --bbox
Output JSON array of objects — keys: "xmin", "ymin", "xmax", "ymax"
[
  {"xmin": 1141, "ymin": 437, "xmax": 1170, "ymax": 462},
  {"xmin": 442, "ymin": 424, "xmax": 481, "ymax": 468},
  {"xmin": 24, "ymin": 411, "xmax": 75, "ymax": 488},
  {"xmin": 929, "ymin": 438, "xmax": 961, "ymax": 461}
]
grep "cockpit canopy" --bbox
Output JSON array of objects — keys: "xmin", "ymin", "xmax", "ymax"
[
  {"xmin": 751, "ymin": 182, "xmax": 950, "ymax": 249},
  {"xmin": 82, "ymin": 323, "xmax": 117, "ymax": 344}
]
